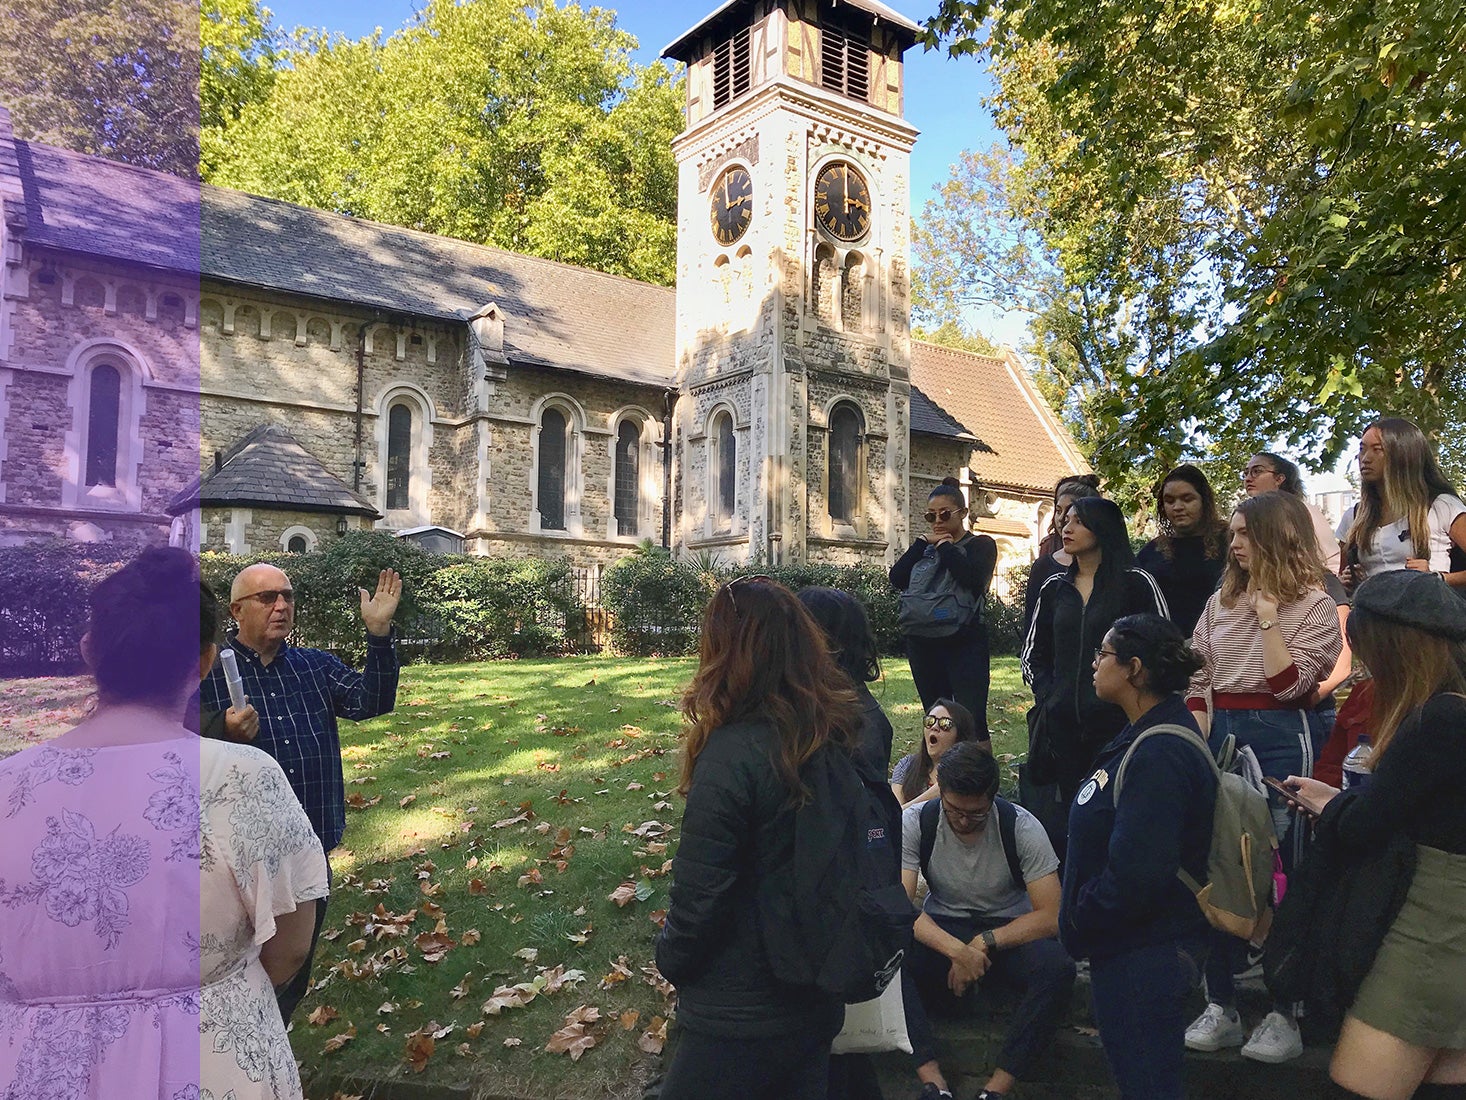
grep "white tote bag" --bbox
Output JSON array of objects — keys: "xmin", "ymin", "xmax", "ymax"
[{"xmin": 830, "ymin": 972, "xmax": 911, "ymax": 1055}]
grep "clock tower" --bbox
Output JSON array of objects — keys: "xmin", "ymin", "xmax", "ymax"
[{"xmin": 663, "ymin": 0, "xmax": 920, "ymax": 566}]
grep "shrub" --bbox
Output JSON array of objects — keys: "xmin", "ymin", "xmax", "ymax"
[
  {"xmin": 601, "ymin": 545, "xmax": 712, "ymax": 656},
  {"xmin": 419, "ymin": 557, "xmax": 577, "ymax": 659},
  {"xmin": 0, "ymin": 542, "xmax": 122, "ymax": 676}
]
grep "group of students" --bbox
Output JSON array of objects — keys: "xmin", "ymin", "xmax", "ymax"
[{"xmin": 655, "ymin": 414, "xmax": 1466, "ymax": 1100}]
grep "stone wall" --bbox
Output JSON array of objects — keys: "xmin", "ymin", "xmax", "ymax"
[{"xmin": 200, "ymin": 507, "xmax": 372, "ymax": 555}]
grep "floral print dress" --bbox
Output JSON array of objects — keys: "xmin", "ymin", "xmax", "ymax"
[{"xmin": 0, "ymin": 726, "xmax": 329, "ymax": 1100}]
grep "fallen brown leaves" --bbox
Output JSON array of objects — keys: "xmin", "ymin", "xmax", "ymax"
[
  {"xmin": 322, "ymin": 1024, "xmax": 357, "ymax": 1054},
  {"xmin": 544, "ymin": 1004, "xmax": 601, "ymax": 1060}
]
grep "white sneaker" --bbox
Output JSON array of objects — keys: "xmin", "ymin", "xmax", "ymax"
[
  {"xmin": 1184, "ymin": 1003, "xmax": 1246, "ymax": 1051},
  {"xmin": 1241, "ymin": 1011, "xmax": 1303, "ymax": 1063}
]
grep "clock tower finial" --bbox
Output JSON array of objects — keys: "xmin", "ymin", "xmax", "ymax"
[{"xmin": 664, "ymin": 0, "xmax": 920, "ymax": 568}]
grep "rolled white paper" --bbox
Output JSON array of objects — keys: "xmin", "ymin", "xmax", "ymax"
[{"xmin": 218, "ymin": 648, "xmax": 247, "ymax": 712}]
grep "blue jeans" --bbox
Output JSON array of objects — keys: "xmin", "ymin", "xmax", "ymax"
[
  {"xmin": 1205, "ymin": 707, "xmax": 1325, "ymax": 1006},
  {"xmin": 1091, "ymin": 938, "xmax": 1206, "ymax": 1100}
]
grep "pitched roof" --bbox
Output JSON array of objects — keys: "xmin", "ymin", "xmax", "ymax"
[
  {"xmin": 202, "ymin": 188, "xmax": 676, "ymax": 389},
  {"xmin": 909, "ymin": 384, "xmax": 978, "ymax": 441},
  {"xmin": 168, "ymin": 424, "xmax": 381, "ymax": 518},
  {"xmin": 5, "ymin": 134, "xmax": 676, "ymax": 390},
  {"xmin": 909, "ymin": 341, "xmax": 1090, "ymax": 495}
]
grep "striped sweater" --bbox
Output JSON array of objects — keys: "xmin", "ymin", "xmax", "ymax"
[{"xmin": 1186, "ymin": 587, "xmax": 1342, "ymax": 712}]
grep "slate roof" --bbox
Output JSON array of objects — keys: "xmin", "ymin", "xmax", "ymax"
[
  {"xmin": 7, "ymin": 135, "xmax": 676, "ymax": 389},
  {"xmin": 909, "ymin": 341, "xmax": 1090, "ymax": 495},
  {"xmin": 168, "ymin": 424, "xmax": 381, "ymax": 518},
  {"xmin": 664, "ymin": 0, "xmax": 920, "ymax": 60},
  {"xmin": 909, "ymin": 384, "xmax": 978, "ymax": 441}
]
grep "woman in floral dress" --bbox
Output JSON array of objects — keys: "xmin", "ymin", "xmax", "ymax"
[{"xmin": 0, "ymin": 548, "xmax": 328, "ymax": 1100}]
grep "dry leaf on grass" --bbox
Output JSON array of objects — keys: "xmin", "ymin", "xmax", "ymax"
[
  {"xmin": 307, "ymin": 1004, "xmax": 339, "ymax": 1027},
  {"xmin": 514, "ymin": 948, "xmax": 540, "ymax": 962},
  {"xmin": 459, "ymin": 928, "xmax": 481, "ymax": 946},
  {"xmin": 607, "ymin": 881, "xmax": 638, "ymax": 907},
  {"xmin": 503, "ymin": 1037, "xmax": 521, "ymax": 1048},
  {"xmin": 637, "ymin": 1016, "xmax": 668, "ymax": 1055},
  {"xmin": 400, "ymin": 795, "xmax": 417, "ymax": 809},
  {"xmin": 322, "ymin": 1024, "xmax": 357, "ymax": 1054},
  {"xmin": 404, "ymin": 1032, "xmax": 434, "ymax": 1072},
  {"xmin": 619, "ymin": 1010, "xmax": 640, "ymax": 1030},
  {"xmin": 544, "ymin": 1004, "xmax": 602, "ymax": 1061}
]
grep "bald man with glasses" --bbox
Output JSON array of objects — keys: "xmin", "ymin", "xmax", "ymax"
[{"xmin": 199, "ymin": 562, "xmax": 403, "ymax": 1021}]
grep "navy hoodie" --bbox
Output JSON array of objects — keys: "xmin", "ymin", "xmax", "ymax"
[{"xmin": 1059, "ymin": 695, "xmax": 1216, "ymax": 962}]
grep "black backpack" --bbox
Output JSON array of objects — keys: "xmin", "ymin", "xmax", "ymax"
[
  {"xmin": 757, "ymin": 744, "xmax": 917, "ymax": 1003},
  {"xmin": 917, "ymin": 796, "xmax": 1026, "ymax": 896}
]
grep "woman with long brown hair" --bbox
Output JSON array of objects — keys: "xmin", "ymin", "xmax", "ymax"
[
  {"xmin": 655, "ymin": 576, "xmax": 867, "ymax": 1100},
  {"xmin": 1138, "ymin": 463, "xmax": 1230, "ymax": 635},
  {"xmin": 1282, "ymin": 571, "xmax": 1466, "ymax": 1100},
  {"xmin": 1184, "ymin": 491, "xmax": 1342, "ymax": 1063},
  {"xmin": 1338, "ymin": 418, "xmax": 1466, "ymax": 589}
]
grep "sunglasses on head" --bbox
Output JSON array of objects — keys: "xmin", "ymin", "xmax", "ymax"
[
  {"xmin": 725, "ymin": 574, "xmax": 774, "ymax": 611},
  {"xmin": 923, "ymin": 507, "xmax": 964, "ymax": 524},
  {"xmin": 924, "ymin": 714, "xmax": 956, "ymax": 731}
]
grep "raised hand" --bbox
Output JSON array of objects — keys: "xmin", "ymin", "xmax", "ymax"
[{"xmin": 360, "ymin": 569, "xmax": 403, "ymax": 637}]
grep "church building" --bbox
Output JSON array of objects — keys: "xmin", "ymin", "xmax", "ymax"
[{"xmin": 0, "ymin": 0, "xmax": 1087, "ymax": 580}]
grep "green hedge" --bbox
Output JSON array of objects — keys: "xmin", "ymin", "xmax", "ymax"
[
  {"xmin": 597, "ymin": 544, "xmax": 1023, "ymax": 658},
  {"xmin": 0, "ymin": 541, "xmax": 122, "ymax": 676}
]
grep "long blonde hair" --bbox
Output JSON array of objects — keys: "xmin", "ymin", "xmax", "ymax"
[
  {"xmin": 1348, "ymin": 608, "xmax": 1466, "ymax": 764},
  {"xmin": 1344, "ymin": 417, "xmax": 1457, "ymax": 560},
  {"xmin": 1219, "ymin": 492, "xmax": 1325, "ymax": 608}
]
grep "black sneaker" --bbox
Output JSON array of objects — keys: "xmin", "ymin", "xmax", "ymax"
[
  {"xmin": 976, "ymin": 1092, "xmax": 1008, "ymax": 1100},
  {"xmin": 917, "ymin": 1085, "xmax": 953, "ymax": 1100},
  {"xmin": 1234, "ymin": 943, "xmax": 1266, "ymax": 982}
]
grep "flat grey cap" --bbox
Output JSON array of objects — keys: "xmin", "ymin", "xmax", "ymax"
[{"xmin": 1352, "ymin": 569, "xmax": 1466, "ymax": 641}]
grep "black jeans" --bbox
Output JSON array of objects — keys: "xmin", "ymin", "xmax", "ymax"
[
  {"xmin": 659, "ymin": 1025, "xmax": 835, "ymax": 1100},
  {"xmin": 904, "ymin": 912, "xmax": 1075, "ymax": 1080},
  {"xmin": 904, "ymin": 626, "xmax": 992, "ymax": 740},
  {"xmin": 1089, "ymin": 938, "xmax": 1206, "ymax": 1100},
  {"xmin": 276, "ymin": 893, "xmax": 329, "ymax": 1023}
]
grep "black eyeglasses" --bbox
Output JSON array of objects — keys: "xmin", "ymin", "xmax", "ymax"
[
  {"xmin": 940, "ymin": 798, "xmax": 991, "ymax": 824},
  {"xmin": 1242, "ymin": 465, "xmax": 1276, "ymax": 480},
  {"xmin": 236, "ymin": 589, "xmax": 295, "ymax": 607},
  {"xmin": 1093, "ymin": 647, "xmax": 1119, "ymax": 663},
  {"xmin": 725, "ymin": 574, "xmax": 774, "ymax": 610},
  {"xmin": 923, "ymin": 507, "xmax": 965, "ymax": 525},
  {"xmin": 923, "ymin": 714, "xmax": 956, "ymax": 731}
]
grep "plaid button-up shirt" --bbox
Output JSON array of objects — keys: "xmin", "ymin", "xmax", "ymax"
[{"xmin": 201, "ymin": 631, "xmax": 399, "ymax": 852}]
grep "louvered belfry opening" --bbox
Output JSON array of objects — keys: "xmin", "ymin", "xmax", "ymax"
[
  {"xmin": 820, "ymin": 10, "xmax": 870, "ymax": 102},
  {"xmin": 712, "ymin": 24, "xmax": 752, "ymax": 109}
]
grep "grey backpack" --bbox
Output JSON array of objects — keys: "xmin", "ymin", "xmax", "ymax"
[
  {"xmin": 1114, "ymin": 723, "xmax": 1279, "ymax": 942},
  {"xmin": 897, "ymin": 536, "xmax": 981, "ymax": 638}
]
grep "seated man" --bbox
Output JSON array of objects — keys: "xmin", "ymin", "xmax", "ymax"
[{"xmin": 900, "ymin": 742, "xmax": 1075, "ymax": 1100}]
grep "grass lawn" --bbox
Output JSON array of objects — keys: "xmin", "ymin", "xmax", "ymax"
[{"xmin": 0, "ymin": 655, "xmax": 1029, "ymax": 1098}]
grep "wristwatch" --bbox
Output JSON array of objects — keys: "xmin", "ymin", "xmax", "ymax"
[
  {"xmin": 1258, "ymin": 619, "xmax": 1275, "ymax": 631},
  {"xmin": 980, "ymin": 930, "xmax": 998, "ymax": 951}
]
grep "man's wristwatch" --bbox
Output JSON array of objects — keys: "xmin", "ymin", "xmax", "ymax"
[{"xmin": 980, "ymin": 930, "xmax": 998, "ymax": 951}]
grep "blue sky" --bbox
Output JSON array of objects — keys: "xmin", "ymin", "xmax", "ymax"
[{"xmin": 260, "ymin": 0, "xmax": 1002, "ymax": 222}]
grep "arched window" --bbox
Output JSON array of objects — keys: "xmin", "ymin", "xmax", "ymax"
[
  {"xmin": 614, "ymin": 419, "xmax": 641, "ymax": 537},
  {"xmin": 538, "ymin": 407, "xmax": 568, "ymax": 531},
  {"xmin": 85, "ymin": 364, "xmax": 122, "ymax": 487},
  {"xmin": 712, "ymin": 412, "xmax": 736, "ymax": 532},
  {"xmin": 828, "ymin": 403, "xmax": 863, "ymax": 525},
  {"xmin": 287, "ymin": 535, "xmax": 308, "ymax": 553},
  {"xmin": 385, "ymin": 402, "xmax": 413, "ymax": 511}
]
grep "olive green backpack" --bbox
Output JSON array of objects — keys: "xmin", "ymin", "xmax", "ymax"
[{"xmin": 1114, "ymin": 723, "xmax": 1279, "ymax": 942}]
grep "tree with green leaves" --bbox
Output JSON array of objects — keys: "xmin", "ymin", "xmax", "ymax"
[
  {"xmin": 200, "ymin": 0, "xmax": 280, "ymax": 178},
  {"xmin": 207, "ymin": 0, "xmax": 683, "ymax": 285},
  {"xmin": 919, "ymin": 0, "xmax": 1466, "ymax": 500},
  {"xmin": 0, "ymin": 0, "xmax": 201, "ymax": 177}
]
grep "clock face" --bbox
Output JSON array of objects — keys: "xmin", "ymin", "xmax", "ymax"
[
  {"xmin": 709, "ymin": 165, "xmax": 753, "ymax": 246},
  {"xmin": 813, "ymin": 161, "xmax": 872, "ymax": 242}
]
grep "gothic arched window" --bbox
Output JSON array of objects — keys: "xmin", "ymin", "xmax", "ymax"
[
  {"xmin": 828, "ymin": 402, "xmax": 863, "ymax": 525},
  {"xmin": 385, "ymin": 402, "xmax": 413, "ymax": 511},
  {"xmin": 538, "ymin": 407, "xmax": 568, "ymax": 531},
  {"xmin": 614, "ymin": 419, "xmax": 641, "ymax": 537},
  {"xmin": 85, "ymin": 363, "xmax": 122, "ymax": 487},
  {"xmin": 712, "ymin": 412, "xmax": 736, "ymax": 532}
]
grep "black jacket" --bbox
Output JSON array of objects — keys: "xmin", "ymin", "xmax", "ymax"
[
  {"xmin": 655, "ymin": 719, "xmax": 843, "ymax": 1039},
  {"xmin": 1059, "ymin": 696, "xmax": 1216, "ymax": 962},
  {"xmin": 1021, "ymin": 567, "xmax": 1169, "ymax": 788},
  {"xmin": 854, "ymin": 684, "xmax": 895, "ymax": 781}
]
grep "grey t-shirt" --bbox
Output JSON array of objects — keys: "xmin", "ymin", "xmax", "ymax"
[{"xmin": 900, "ymin": 799, "xmax": 1060, "ymax": 921}]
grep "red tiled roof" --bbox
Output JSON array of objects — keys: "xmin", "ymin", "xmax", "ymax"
[{"xmin": 909, "ymin": 341, "xmax": 1090, "ymax": 495}]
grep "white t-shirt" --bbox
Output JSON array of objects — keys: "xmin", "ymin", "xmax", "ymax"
[
  {"xmin": 900, "ymin": 799, "xmax": 1059, "ymax": 921},
  {"xmin": 1336, "ymin": 493, "xmax": 1466, "ymax": 576}
]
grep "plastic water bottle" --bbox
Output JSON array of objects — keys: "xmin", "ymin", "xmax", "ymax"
[{"xmin": 1342, "ymin": 734, "xmax": 1372, "ymax": 790}]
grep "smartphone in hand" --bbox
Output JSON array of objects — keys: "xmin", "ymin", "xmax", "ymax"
[{"xmin": 1264, "ymin": 776, "xmax": 1321, "ymax": 817}]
